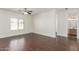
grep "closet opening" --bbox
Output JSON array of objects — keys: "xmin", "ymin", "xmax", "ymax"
[{"xmin": 68, "ymin": 16, "xmax": 77, "ymax": 39}]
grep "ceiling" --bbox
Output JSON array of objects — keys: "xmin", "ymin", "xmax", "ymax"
[
  {"xmin": 1, "ymin": 8, "xmax": 79, "ymax": 16},
  {"xmin": 1, "ymin": 8, "xmax": 53, "ymax": 15}
]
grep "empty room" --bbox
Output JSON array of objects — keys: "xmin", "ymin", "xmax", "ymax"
[{"xmin": 0, "ymin": 8, "xmax": 79, "ymax": 51}]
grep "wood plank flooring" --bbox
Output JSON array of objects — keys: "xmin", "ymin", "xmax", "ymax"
[{"xmin": 0, "ymin": 33, "xmax": 78, "ymax": 51}]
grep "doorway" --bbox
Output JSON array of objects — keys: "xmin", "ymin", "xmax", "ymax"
[{"xmin": 68, "ymin": 16, "xmax": 77, "ymax": 39}]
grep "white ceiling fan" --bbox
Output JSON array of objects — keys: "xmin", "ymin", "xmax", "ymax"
[{"xmin": 23, "ymin": 8, "xmax": 32, "ymax": 15}]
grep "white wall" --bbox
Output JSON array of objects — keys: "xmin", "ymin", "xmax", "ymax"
[
  {"xmin": 57, "ymin": 10, "xmax": 68, "ymax": 37},
  {"xmin": 1, "ymin": 8, "xmax": 79, "ymax": 39},
  {"xmin": 33, "ymin": 9, "xmax": 56, "ymax": 38},
  {"xmin": 77, "ymin": 15, "xmax": 79, "ymax": 39},
  {"xmin": 0, "ymin": 9, "xmax": 57, "ymax": 38},
  {"xmin": 0, "ymin": 9, "xmax": 33, "ymax": 38},
  {"xmin": 77, "ymin": 19, "xmax": 79, "ymax": 39}
]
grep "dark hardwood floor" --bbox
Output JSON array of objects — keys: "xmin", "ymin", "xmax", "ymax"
[{"xmin": 0, "ymin": 33, "xmax": 78, "ymax": 51}]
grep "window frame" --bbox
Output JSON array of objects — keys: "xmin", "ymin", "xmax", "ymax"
[{"xmin": 10, "ymin": 18, "xmax": 24, "ymax": 31}]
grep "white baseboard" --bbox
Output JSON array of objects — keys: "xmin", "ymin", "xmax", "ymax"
[
  {"xmin": 34, "ymin": 32, "xmax": 56, "ymax": 38},
  {"xmin": 0, "ymin": 32, "xmax": 32, "ymax": 38}
]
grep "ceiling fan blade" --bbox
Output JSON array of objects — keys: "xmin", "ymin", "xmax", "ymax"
[
  {"xmin": 27, "ymin": 12, "xmax": 31, "ymax": 14},
  {"xmin": 27, "ymin": 11, "xmax": 32, "ymax": 14}
]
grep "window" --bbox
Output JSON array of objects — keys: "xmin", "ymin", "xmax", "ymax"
[
  {"xmin": 10, "ymin": 18, "xmax": 24, "ymax": 30},
  {"xmin": 10, "ymin": 18, "xmax": 18, "ymax": 30}
]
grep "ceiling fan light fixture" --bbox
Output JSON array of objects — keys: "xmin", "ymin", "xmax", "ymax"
[{"xmin": 24, "ymin": 12, "xmax": 28, "ymax": 15}]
